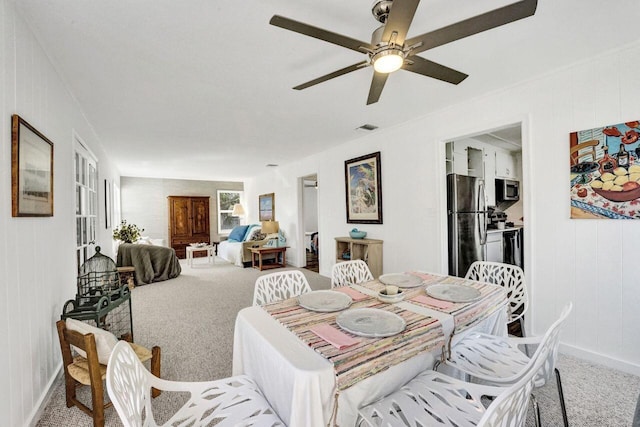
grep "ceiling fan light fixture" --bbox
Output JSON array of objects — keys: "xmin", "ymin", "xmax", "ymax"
[{"xmin": 371, "ymin": 48, "xmax": 404, "ymax": 73}]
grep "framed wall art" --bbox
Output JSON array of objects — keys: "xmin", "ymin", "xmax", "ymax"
[
  {"xmin": 11, "ymin": 114, "xmax": 54, "ymax": 217},
  {"xmin": 344, "ymin": 151, "xmax": 383, "ymax": 224},
  {"xmin": 570, "ymin": 119, "xmax": 640, "ymax": 219},
  {"xmin": 259, "ymin": 192, "xmax": 275, "ymax": 221}
]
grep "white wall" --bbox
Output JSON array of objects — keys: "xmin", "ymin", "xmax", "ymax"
[
  {"xmin": 303, "ymin": 185, "xmax": 318, "ymax": 232},
  {"xmin": 246, "ymin": 41, "xmax": 640, "ymax": 375},
  {"xmin": 120, "ymin": 176, "xmax": 243, "ymax": 244},
  {"xmin": 0, "ymin": 1, "xmax": 120, "ymax": 425}
]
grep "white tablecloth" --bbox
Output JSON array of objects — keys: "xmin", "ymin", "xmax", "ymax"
[{"xmin": 233, "ymin": 299, "xmax": 507, "ymax": 427}]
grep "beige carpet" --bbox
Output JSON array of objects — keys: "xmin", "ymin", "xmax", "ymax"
[{"xmin": 36, "ymin": 258, "xmax": 640, "ymax": 426}]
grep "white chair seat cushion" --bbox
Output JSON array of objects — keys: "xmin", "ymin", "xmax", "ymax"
[{"xmin": 65, "ymin": 318, "xmax": 118, "ymax": 364}]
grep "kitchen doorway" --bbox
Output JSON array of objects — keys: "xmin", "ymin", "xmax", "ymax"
[
  {"xmin": 444, "ymin": 123, "xmax": 526, "ymax": 276},
  {"xmin": 300, "ymin": 174, "xmax": 319, "ymax": 272}
]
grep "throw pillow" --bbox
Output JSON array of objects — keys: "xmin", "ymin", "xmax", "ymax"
[
  {"xmin": 228, "ymin": 225, "xmax": 250, "ymax": 242},
  {"xmin": 65, "ymin": 318, "xmax": 118, "ymax": 365},
  {"xmin": 244, "ymin": 225, "xmax": 263, "ymax": 241},
  {"xmin": 251, "ymin": 232, "xmax": 266, "ymax": 241}
]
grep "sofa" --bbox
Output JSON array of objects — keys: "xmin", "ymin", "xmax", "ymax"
[{"xmin": 218, "ymin": 224, "xmax": 272, "ymax": 267}]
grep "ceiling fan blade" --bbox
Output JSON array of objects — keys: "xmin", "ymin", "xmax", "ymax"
[
  {"xmin": 405, "ymin": 0, "xmax": 537, "ymax": 55},
  {"xmin": 382, "ymin": 0, "xmax": 421, "ymax": 46},
  {"xmin": 293, "ymin": 61, "xmax": 370, "ymax": 90},
  {"xmin": 402, "ymin": 56, "xmax": 468, "ymax": 84},
  {"xmin": 367, "ymin": 72, "xmax": 389, "ymax": 105},
  {"xmin": 270, "ymin": 15, "xmax": 372, "ymax": 53}
]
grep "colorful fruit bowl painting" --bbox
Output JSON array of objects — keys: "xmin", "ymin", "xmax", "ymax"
[{"xmin": 570, "ymin": 120, "xmax": 640, "ymax": 219}]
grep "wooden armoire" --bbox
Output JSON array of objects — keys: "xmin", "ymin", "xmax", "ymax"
[{"xmin": 168, "ymin": 196, "xmax": 210, "ymax": 259}]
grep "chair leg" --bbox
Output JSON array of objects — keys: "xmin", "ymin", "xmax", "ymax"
[
  {"xmin": 151, "ymin": 346, "xmax": 162, "ymax": 398},
  {"xmin": 555, "ymin": 368, "xmax": 569, "ymax": 427},
  {"xmin": 89, "ymin": 376, "xmax": 105, "ymax": 427},
  {"xmin": 531, "ymin": 393, "xmax": 541, "ymax": 427}
]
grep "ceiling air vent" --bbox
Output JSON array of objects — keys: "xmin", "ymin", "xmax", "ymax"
[
  {"xmin": 266, "ymin": 164, "xmax": 279, "ymax": 167},
  {"xmin": 356, "ymin": 124, "xmax": 378, "ymax": 132}
]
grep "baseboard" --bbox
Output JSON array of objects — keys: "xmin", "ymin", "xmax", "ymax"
[
  {"xmin": 560, "ymin": 342, "xmax": 640, "ymax": 376},
  {"xmin": 27, "ymin": 363, "xmax": 62, "ymax": 427}
]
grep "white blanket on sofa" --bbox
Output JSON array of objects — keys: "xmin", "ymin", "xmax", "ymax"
[{"xmin": 218, "ymin": 240, "xmax": 244, "ymax": 267}]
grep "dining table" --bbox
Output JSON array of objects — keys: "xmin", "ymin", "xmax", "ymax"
[{"xmin": 232, "ymin": 272, "xmax": 508, "ymax": 427}]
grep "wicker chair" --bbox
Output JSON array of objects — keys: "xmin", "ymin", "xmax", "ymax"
[
  {"xmin": 252, "ymin": 270, "xmax": 311, "ymax": 306},
  {"xmin": 56, "ymin": 320, "xmax": 160, "ymax": 427},
  {"xmin": 357, "ymin": 315, "xmax": 555, "ymax": 427},
  {"xmin": 106, "ymin": 341, "xmax": 284, "ymax": 427},
  {"xmin": 465, "ymin": 261, "xmax": 528, "ymax": 334},
  {"xmin": 331, "ymin": 260, "xmax": 373, "ymax": 288}
]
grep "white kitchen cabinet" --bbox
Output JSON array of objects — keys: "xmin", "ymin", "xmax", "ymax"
[
  {"xmin": 485, "ymin": 231, "xmax": 503, "ymax": 263},
  {"xmin": 495, "ymin": 150, "xmax": 517, "ymax": 179},
  {"xmin": 483, "ymin": 146, "xmax": 497, "ymax": 206}
]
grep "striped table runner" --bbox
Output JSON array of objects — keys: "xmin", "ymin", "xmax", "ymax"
[
  {"xmin": 263, "ymin": 296, "xmax": 444, "ymax": 391},
  {"xmin": 357, "ymin": 273, "xmax": 507, "ymax": 332}
]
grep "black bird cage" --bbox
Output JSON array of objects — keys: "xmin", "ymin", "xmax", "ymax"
[{"xmin": 61, "ymin": 246, "xmax": 134, "ymax": 341}]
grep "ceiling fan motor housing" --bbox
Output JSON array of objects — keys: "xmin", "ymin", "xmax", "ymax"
[{"xmin": 371, "ymin": 0, "xmax": 393, "ymax": 23}]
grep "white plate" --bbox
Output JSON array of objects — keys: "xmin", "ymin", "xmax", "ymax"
[
  {"xmin": 298, "ymin": 290, "xmax": 352, "ymax": 312},
  {"xmin": 336, "ymin": 308, "xmax": 406, "ymax": 337},
  {"xmin": 379, "ymin": 273, "xmax": 423, "ymax": 288},
  {"xmin": 426, "ymin": 283, "xmax": 481, "ymax": 303}
]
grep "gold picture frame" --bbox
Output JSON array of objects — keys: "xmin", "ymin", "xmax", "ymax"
[
  {"xmin": 259, "ymin": 193, "xmax": 275, "ymax": 221},
  {"xmin": 11, "ymin": 114, "xmax": 54, "ymax": 217}
]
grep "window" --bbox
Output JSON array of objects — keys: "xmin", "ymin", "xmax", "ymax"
[
  {"xmin": 75, "ymin": 141, "xmax": 98, "ymax": 272},
  {"xmin": 217, "ymin": 190, "xmax": 243, "ymax": 234}
]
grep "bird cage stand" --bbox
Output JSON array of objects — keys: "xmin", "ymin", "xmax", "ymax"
[{"xmin": 61, "ymin": 246, "xmax": 134, "ymax": 341}]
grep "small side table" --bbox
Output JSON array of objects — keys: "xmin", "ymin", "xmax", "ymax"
[
  {"xmin": 250, "ymin": 246, "xmax": 288, "ymax": 271},
  {"xmin": 211, "ymin": 241, "xmax": 220, "ymax": 255},
  {"xmin": 186, "ymin": 245, "xmax": 215, "ymax": 267}
]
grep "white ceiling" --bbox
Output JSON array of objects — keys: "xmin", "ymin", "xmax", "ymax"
[{"xmin": 15, "ymin": 0, "xmax": 640, "ymax": 181}]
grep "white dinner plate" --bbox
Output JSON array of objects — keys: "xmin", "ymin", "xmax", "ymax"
[
  {"xmin": 298, "ymin": 290, "xmax": 352, "ymax": 312},
  {"xmin": 425, "ymin": 283, "xmax": 481, "ymax": 303},
  {"xmin": 379, "ymin": 273, "xmax": 423, "ymax": 288},
  {"xmin": 336, "ymin": 308, "xmax": 406, "ymax": 337}
]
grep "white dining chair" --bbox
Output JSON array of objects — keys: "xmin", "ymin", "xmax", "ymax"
[
  {"xmin": 252, "ymin": 270, "xmax": 311, "ymax": 306},
  {"xmin": 331, "ymin": 260, "xmax": 373, "ymax": 288},
  {"xmin": 357, "ymin": 317, "xmax": 554, "ymax": 427},
  {"xmin": 465, "ymin": 260, "xmax": 528, "ymax": 334},
  {"xmin": 106, "ymin": 341, "xmax": 284, "ymax": 427},
  {"xmin": 443, "ymin": 302, "xmax": 573, "ymax": 427}
]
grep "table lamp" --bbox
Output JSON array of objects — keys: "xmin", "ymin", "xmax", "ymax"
[{"xmin": 232, "ymin": 203, "xmax": 245, "ymax": 217}]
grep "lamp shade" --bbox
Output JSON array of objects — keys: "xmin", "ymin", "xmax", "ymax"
[
  {"xmin": 232, "ymin": 204, "xmax": 245, "ymax": 216},
  {"xmin": 261, "ymin": 220, "xmax": 279, "ymax": 234}
]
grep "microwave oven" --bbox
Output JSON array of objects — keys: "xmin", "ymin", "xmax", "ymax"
[{"xmin": 496, "ymin": 179, "xmax": 520, "ymax": 202}]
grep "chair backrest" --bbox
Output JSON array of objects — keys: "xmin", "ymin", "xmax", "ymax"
[
  {"xmin": 252, "ymin": 270, "xmax": 311, "ymax": 306},
  {"xmin": 107, "ymin": 341, "xmax": 283, "ymax": 427},
  {"xmin": 478, "ymin": 328, "xmax": 554, "ymax": 427},
  {"xmin": 465, "ymin": 261, "xmax": 528, "ymax": 323},
  {"xmin": 107, "ymin": 341, "xmax": 153, "ymax": 427},
  {"xmin": 331, "ymin": 260, "xmax": 373, "ymax": 288},
  {"xmin": 532, "ymin": 302, "xmax": 573, "ymax": 386}
]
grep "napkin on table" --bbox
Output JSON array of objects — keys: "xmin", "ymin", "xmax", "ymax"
[
  {"xmin": 408, "ymin": 271, "xmax": 441, "ymax": 282},
  {"xmin": 334, "ymin": 287, "xmax": 369, "ymax": 301},
  {"xmin": 309, "ymin": 324, "xmax": 360, "ymax": 349},
  {"xmin": 411, "ymin": 295, "xmax": 454, "ymax": 309}
]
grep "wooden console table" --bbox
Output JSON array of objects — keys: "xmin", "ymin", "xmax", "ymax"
[{"xmin": 250, "ymin": 246, "xmax": 288, "ymax": 271}]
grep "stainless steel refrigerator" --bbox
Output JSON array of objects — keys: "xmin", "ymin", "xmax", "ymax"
[{"xmin": 447, "ymin": 174, "xmax": 489, "ymax": 277}]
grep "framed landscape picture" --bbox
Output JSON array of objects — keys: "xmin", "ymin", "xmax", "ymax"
[
  {"xmin": 345, "ymin": 151, "xmax": 383, "ymax": 224},
  {"xmin": 259, "ymin": 192, "xmax": 275, "ymax": 221},
  {"xmin": 11, "ymin": 114, "xmax": 54, "ymax": 217}
]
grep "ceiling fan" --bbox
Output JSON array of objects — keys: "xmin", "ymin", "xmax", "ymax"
[{"xmin": 270, "ymin": 0, "xmax": 538, "ymax": 105}]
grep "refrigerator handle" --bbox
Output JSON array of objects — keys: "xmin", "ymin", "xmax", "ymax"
[{"xmin": 479, "ymin": 181, "xmax": 488, "ymax": 245}]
